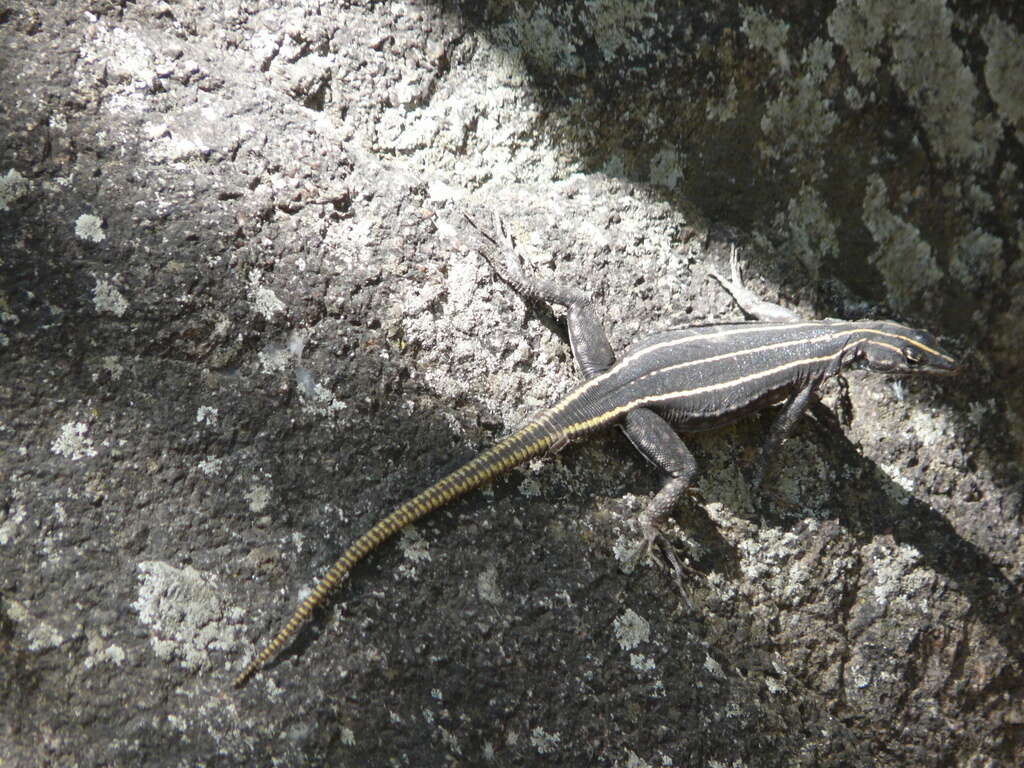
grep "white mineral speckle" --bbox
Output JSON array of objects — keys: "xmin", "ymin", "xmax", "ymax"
[
  {"xmin": 51, "ymin": 421, "xmax": 97, "ymax": 460},
  {"xmin": 530, "ymin": 726, "xmax": 561, "ymax": 754},
  {"xmin": 198, "ymin": 456, "xmax": 223, "ymax": 475},
  {"xmin": 703, "ymin": 653, "xmax": 725, "ymax": 678},
  {"xmin": 624, "ymin": 750, "xmax": 652, "ymax": 768},
  {"xmin": 195, "ymin": 406, "xmax": 218, "ymax": 425}
]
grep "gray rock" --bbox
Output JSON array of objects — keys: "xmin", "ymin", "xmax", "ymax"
[{"xmin": 1, "ymin": 1, "xmax": 1020, "ymax": 765}]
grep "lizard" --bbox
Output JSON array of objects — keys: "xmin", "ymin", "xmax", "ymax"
[{"xmin": 232, "ymin": 215, "xmax": 958, "ymax": 687}]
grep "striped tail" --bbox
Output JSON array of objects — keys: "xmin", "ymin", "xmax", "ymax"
[{"xmin": 232, "ymin": 416, "xmax": 562, "ymax": 687}]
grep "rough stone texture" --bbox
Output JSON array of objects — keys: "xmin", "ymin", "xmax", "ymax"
[{"xmin": 1, "ymin": 1, "xmax": 1021, "ymax": 766}]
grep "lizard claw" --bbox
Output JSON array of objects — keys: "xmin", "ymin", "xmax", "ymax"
[{"xmin": 621, "ymin": 528, "xmax": 696, "ymax": 611}]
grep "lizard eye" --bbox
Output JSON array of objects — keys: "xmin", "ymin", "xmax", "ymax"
[{"xmin": 902, "ymin": 346, "xmax": 924, "ymax": 365}]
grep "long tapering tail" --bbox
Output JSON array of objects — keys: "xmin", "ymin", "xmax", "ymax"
[{"xmin": 233, "ymin": 416, "xmax": 563, "ymax": 687}]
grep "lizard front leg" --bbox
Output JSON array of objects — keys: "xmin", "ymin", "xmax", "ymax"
[{"xmin": 709, "ymin": 247, "xmax": 803, "ymax": 323}]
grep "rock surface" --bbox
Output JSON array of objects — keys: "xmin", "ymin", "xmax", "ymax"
[{"xmin": 1, "ymin": 1, "xmax": 1021, "ymax": 765}]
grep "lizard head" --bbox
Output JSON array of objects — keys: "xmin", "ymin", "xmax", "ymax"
[{"xmin": 847, "ymin": 321, "xmax": 959, "ymax": 376}]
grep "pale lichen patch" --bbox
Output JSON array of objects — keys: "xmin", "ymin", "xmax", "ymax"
[
  {"xmin": 477, "ymin": 564, "xmax": 503, "ymax": 605},
  {"xmin": 84, "ymin": 634, "xmax": 127, "ymax": 670},
  {"xmin": 99, "ymin": 356, "xmax": 124, "ymax": 380},
  {"xmin": 778, "ymin": 184, "xmax": 839, "ymax": 280},
  {"xmin": 0, "ymin": 502, "xmax": 27, "ymax": 546},
  {"xmin": 5, "ymin": 598, "xmax": 66, "ymax": 651},
  {"xmin": 863, "ymin": 541, "xmax": 926, "ymax": 608},
  {"xmin": 613, "ymin": 608, "xmax": 650, "ymax": 651},
  {"xmin": 982, "ymin": 15, "xmax": 1024, "ymax": 135},
  {"xmin": 132, "ymin": 561, "xmax": 243, "ymax": 671},
  {"xmin": 827, "ymin": 0, "xmax": 883, "ymax": 83},
  {"xmin": 585, "ymin": 0, "xmax": 659, "ymax": 62},
  {"xmin": 245, "ymin": 484, "xmax": 272, "ymax": 514},
  {"xmin": 298, "ymin": 380, "xmax": 349, "ymax": 417},
  {"xmin": 650, "ymin": 147, "xmax": 682, "ymax": 190},
  {"xmin": 258, "ymin": 343, "xmax": 291, "ymax": 374},
  {"xmin": 252, "ymin": 285, "xmax": 285, "ymax": 320},
  {"xmin": 706, "ymin": 78, "xmax": 739, "ymax": 122},
  {"xmin": 862, "ymin": 175, "xmax": 942, "ymax": 311},
  {"xmin": 741, "ymin": 6, "xmax": 791, "ymax": 64},
  {"xmin": 623, "ymin": 750, "xmax": 653, "ymax": 768},
  {"xmin": 829, "ymin": 0, "xmax": 999, "ymax": 166},
  {"xmin": 92, "ymin": 277, "xmax": 128, "ymax": 317},
  {"xmin": 248, "ymin": 270, "xmax": 286, "ymax": 320},
  {"xmin": 630, "ymin": 653, "xmax": 656, "ymax": 673},
  {"xmin": 398, "ymin": 526, "xmax": 431, "ymax": 565},
  {"xmin": 507, "ymin": 8, "xmax": 582, "ymax": 76},
  {"xmin": 950, "ymin": 228, "xmax": 1004, "ymax": 291},
  {"xmin": 759, "ymin": 38, "xmax": 837, "ymax": 166},
  {"xmin": 0, "ymin": 168, "xmax": 31, "ymax": 210},
  {"xmin": 75, "ymin": 213, "xmax": 106, "ymax": 243}
]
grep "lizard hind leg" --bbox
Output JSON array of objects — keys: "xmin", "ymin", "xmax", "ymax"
[
  {"xmin": 465, "ymin": 212, "xmax": 616, "ymax": 381},
  {"xmin": 620, "ymin": 407, "xmax": 702, "ymax": 607}
]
